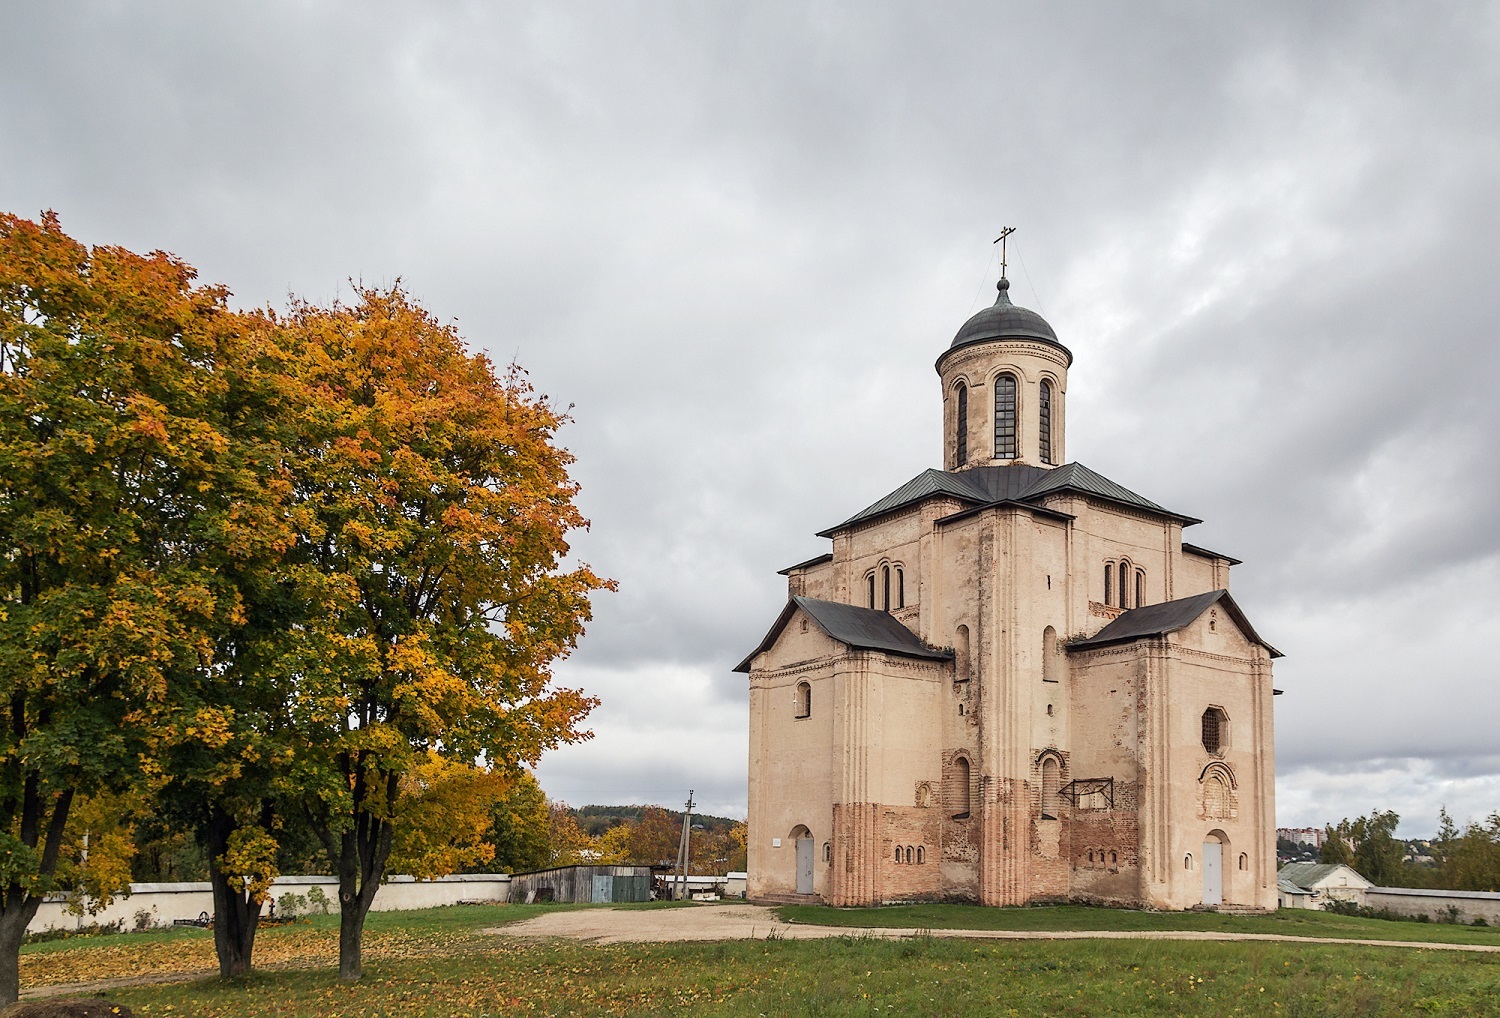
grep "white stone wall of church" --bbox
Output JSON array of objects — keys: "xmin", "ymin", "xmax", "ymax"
[
  {"xmin": 1162, "ymin": 614, "xmax": 1276, "ymax": 911},
  {"xmin": 746, "ymin": 619, "xmax": 840, "ymax": 900}
]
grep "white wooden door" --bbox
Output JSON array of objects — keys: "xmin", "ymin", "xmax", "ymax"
[
  {"xmin": 795, "ymin": 837, "xmax": 815, "ymax": 894},
  {"xmin": 1202, "ymin": 841, "xmax": 1223, "ymax": 906}
]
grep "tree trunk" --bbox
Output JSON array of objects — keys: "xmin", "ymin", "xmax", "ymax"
[
  {"xmin": 206, "ymin": 806, "xmax": 262, "ymax": 979},
  {"xmin": 0, "ymin": 786, "xmax": 73, "ymax": 1005},
  {"xmin": 337, "ymin": 869, "xmax": 367, "ymax": 983},
  {"xmin": 319, "ymin": 769, "xmax": 398, "ymax": 983},
  {"xmin": 0, "ymin": 891, "xmax": 41, "ymax": 1005}
]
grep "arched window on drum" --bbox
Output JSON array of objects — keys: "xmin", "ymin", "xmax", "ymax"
[
  {"xmin": 1038, "ymin": 379, "xmax": 1054, "ymax": 465},
  {"xmin": 994, "ymin": 373, "xmax": 1018, "ymax": 459}
]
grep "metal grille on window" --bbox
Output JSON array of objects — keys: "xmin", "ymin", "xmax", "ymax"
[
  {"xmin": 955, "ymin": 383, "xmax": 968, "ymax": 467},
  {"xmin": 1202, "ymin": 707, "xmax": 1224, "ymax": 755},
  {"xmin": 1039, "ymin": 380, "xmax": 1053, "ymax": 464},
  {"xmin": 994, "ymin": 374, "xmax": 1017, "ymax": 459}
]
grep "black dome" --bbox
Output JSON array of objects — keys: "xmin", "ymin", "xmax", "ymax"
[{"xmin": 950, "ymin": 278, "xmax": 1059, "ymax": 348}]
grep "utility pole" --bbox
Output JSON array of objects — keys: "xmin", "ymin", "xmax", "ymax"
[{"xmin": 673, "ymin": 790, "xmax": 696, "ymax": 901}]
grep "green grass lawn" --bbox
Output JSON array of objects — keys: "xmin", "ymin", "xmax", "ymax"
[
  {"xmin": 777, "ymin": 901, "xmax": 1500, "ymax": 946},
  {"xmin": 24, "ymin": 903, "xmax": 1500, "ymax": 1017}
]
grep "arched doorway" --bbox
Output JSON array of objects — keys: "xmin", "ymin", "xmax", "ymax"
[
  {"xmin": 1202, "ymin": 830, "xmax": 1227, "ymax": 906},
  {"xmin": 790, "ymin": 825, "xmax": 814, "ymax": 895}
]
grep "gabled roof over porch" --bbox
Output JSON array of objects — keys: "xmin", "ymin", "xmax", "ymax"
[
  {"xmin": 1068, "ymin": 589, "xmax": 1283, "ymax": 658},
  {"xmin": 733, "ymin": 595, "xmax": 952, "ymax": 673}
]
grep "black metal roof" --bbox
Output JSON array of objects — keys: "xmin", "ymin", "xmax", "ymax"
[
  {"xmin": 733, "ymin": 595, "xmax": 953, "ymax": 673},
  {"xmin": 777, "ymin": 552, "xmax": 833, "ymax": 576},
  {"xmin": 939, "ymin": 279, "xmax": 1073, "ymax": 368},
  {"xmin": 821, "ymin": 462, "xmax": 1198, "ymax": 536},
  {"xmin": 1068, "ymin": 589, "xmax": 1282, "ymax": 658},
  {"xmin": 1182, "ymin": 542, "xmax": 1243, "ymax": 566}
]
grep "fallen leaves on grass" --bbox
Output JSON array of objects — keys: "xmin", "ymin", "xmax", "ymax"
[{"xmin": 21, "ymin": 924, "xmax": 476, "ymax": 990}]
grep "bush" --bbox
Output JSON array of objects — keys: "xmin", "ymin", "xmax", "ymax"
[
  {"xmin": 22, "ymin": 920, "xmax": 125, "ymax": 944},
  {"xmin": 276, "ymin": 892, "xmax": 309, "ymax": 920},
  {"xmin": 305, "ymin": 885, "xmax": 331, "ymax": 915},
  {"xmin": 132, "ymin": 907, "xmax": 155, "ymax": 932}
]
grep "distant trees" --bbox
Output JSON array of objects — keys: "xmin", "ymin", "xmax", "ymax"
[
  {"xmin": 1320, "ymin": 808, "xmax": 1500, "ymax": 892},
  {"xmin": 483, "ymin": 771, "xmax": 551, "ymax": 873},
  {"xmin": 1434, "ymin": 809, "xmax": 1500, "ymax": 892},
  {"xmin": 1320, "ymin": 811, "xmax": 1404, "ymax": 885},
  {"xmin": 553, "ymin": 804, "xmax": 746, "ymax": 874}
]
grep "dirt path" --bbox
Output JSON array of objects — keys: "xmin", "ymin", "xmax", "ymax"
[
  {"xmin": 491, "ymin": 903, "xmax": 1500, "ymax": 954},
  {"xmin": 21, "ymin": 969, "xmax": 220, "ymax": 1000}
]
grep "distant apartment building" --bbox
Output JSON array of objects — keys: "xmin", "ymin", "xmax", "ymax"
[{"xmin": 1277, "ymin": 827, "xmax": 1325, "ymax": 849}]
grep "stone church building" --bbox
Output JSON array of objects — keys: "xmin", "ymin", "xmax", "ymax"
[{"xmin": 736, "ymin": 274, "xmax": 1280, "ymax": 911}]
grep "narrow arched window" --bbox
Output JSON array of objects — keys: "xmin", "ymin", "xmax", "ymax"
[
  {"xmin": 916, "ymin": 846, "xmax": 925, "ymax": 864},
  {"xmin": 955, "ymin": 625, "xmax": 971, "ymax": 682},
  {"xmin": 905, "ymin": 846, "xmax": 913, "ymax": 864},
  {"xmin": 1041, "ymin": 757, "xmax": 1061, "ymax": 820},
  {"xmin": 1238, "ymin": 853, "xmax": 1248, "ymax": 871},
  {"xmin": 1118, "ymin": 562, "xmax": 1130, "ymax": 608},
  {"xmin": 795, "ymin": 681, "xmax": 811, "ymax": 719},
  {"xmin": 894, "ymin": 845, "xmax": 903, "ymax": 864},
  {"xmin": 882, "ymin": 565, "xmax": 891, "ymax": 611},
  {"xmin": 1103, "ymin": 564, "xmax": 1113, "ymax": 606},
  {"xmin": 955, "ymin": 382, "xmax": 969, "ymax": 467},
  {"xmin": 994, "ymin": 374, "xmax": 1017, "ymax": 459},
  {"xmin": 824, "ymin": 842, "xmax": 831, "ymax": 863},
  {"xmin": 1042, "ymin": 626, "xmax": 1059, "ymax": 683},
  {"xmin": 950, "ymin": 757, "xmax": 972, "ymax": 817},
  {"xmin": 896, "ymin": 568, "xmax": 904, "ymax": 609},
  {"xmin": 1087, "ymin": 849, "xmax": 1094, "ymax": 864},
  {"xmin": 867, "ymin": 573, "xmax": 876, "ymax": 609},
  {"xmin": 1039, "ymin": 380, "xmax": 1053, "ymax": 464},
  {"xmin": 1136, "ymin": 569, "xmax": 1145, "ymax": 608}
]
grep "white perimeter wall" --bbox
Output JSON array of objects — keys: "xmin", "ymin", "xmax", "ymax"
[
  {"xmin": 29, "ymin": 874, "xmax": 512, "ymax": 935},
  {"xmin": 1365, "ymin": 887, "xmax": 1500, "ymax": 925}
]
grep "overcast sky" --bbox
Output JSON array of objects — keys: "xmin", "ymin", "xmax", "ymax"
[{"xmin": 4, "ymin": 2, "xmax": 1498, "ymax": 836}]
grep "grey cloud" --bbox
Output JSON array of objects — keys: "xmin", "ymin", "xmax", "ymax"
[{"xmin": 3, "ymin": 1, "xmax": 1497, "ymax": 828}]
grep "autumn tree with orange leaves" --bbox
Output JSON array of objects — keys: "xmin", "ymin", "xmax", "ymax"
[
  {"xmin": 0, "ymin": 213, "xmax": 294, "ymax": 1003},
  {"xmin": 274, "ymin": 288, "xmax": 611, "ymax": 982}
]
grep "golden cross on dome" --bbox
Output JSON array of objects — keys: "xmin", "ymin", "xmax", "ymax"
[{"xmin": 993, "ymin": 227, "xmax": 1016, "ymax": 281}]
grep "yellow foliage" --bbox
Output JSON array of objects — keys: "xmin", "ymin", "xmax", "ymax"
[
  {"xmin": 389, "ymin": 753, "xmax": 509, "ymax": 880},
  {"xmin": 592, "ymin": 824, "xmax": 633, "ymax": 864},
  {"xmin": 54, "ymin": 791, "xmax": 139, "ymax": 917},
  {"xmin": 218, "ymin": 825, "xmax": 279, "ymax": 905}
]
